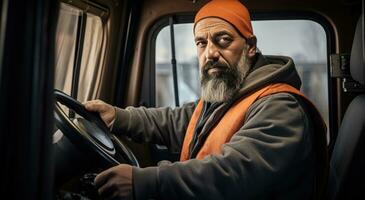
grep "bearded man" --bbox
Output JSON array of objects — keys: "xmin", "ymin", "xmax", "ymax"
[{"xmin": 84, "ymin": 0, "xmax": 328, "ymax": 199}]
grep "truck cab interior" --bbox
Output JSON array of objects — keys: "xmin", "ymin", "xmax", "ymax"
[{"xmin": 0, "ymin": 0, "xmax": 364, "ymax": 199}]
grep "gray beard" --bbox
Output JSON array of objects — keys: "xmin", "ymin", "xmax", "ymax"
[
  {"xmin": 200, "ymin": 54, "xmax": 250, "ymax": 103},
  {"xmin": 201, "ymin": 76, "xmax": 240, "ymax": 103}
]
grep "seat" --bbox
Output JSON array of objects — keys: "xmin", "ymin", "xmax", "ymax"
[{"xmin": 327, "ymin": 14, "xmax": 365, "ymax": 199}]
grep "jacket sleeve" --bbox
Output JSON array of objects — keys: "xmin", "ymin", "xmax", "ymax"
[
  {"xmin": 110, "ymin": 102, "xmax": 196, "ymax": 153},
  {"xmin": 132, "ymin": 93, "xmax": 315, "ymax": 200}
]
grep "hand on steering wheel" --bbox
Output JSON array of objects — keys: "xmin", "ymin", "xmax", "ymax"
[
  {"xmin": 54, "ymin": 89, "xmax": 139, "ymax": 168},
  {"xmin": 83, "ymin": 99, "xmax": 116, "ymax": 129}
]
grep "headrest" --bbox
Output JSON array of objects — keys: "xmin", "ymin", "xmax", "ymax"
[{"xmin": 350, "ymin": 14, "xmax": 365, "ymax": 85}]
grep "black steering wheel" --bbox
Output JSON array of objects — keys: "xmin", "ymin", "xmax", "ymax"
[{"xmin": 54, "ymin": 89, "xmax": 139, "ymax": 168}]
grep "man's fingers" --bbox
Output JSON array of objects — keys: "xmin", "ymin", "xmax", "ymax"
[
  {"xmin": 83, "ymin": 99, "xmax": 115, "ymax": 127},
  {"xmin": 97, "ymin": 179, "xmax": 115, "ymax": 199},
  {"xmin": 94, "ymin": 167, "xmax": 113, "ymax": 188},
  {"xmin": 84, "ymin": 100, "xmax": 106, "ymax": 112},
  {"xmin": 94, "ymin": 165, "xmax": 133, "ymax": 200},
  {"xmin": 95, "ymin": 167, "xmax": 121, "ymax": 199}
]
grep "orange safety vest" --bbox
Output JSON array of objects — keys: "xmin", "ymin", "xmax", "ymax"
[{"xmin": 180, "ymin": 83, "xmax": 318, "ymax": 161}]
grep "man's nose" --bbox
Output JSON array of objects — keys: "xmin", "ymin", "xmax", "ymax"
[{"xmin": 205, "ymin": 41, "xmax": 220, "ymax": 62}]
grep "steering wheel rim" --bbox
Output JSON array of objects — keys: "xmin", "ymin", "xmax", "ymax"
[{"xmin": 54, "ymin": 89, "xmax": 139, "ymax": 167}]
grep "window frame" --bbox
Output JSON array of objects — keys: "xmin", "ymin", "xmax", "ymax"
[
  {"xmin": 60, "ymin": 0, "xmax": 109, "ymax": 22},
  {"xmin": 141, "ymin": 13, "xmax": 194, "ymax": 107},
  {"xmin": 142, "ymin": 11, "xmax": 338, "ymax": 146},
  {"xmin": 113, "ymin": 0, "xmax": 143, "ymax": 108}
]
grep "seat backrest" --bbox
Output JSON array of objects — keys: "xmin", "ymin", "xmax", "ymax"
[{"xmin": 328, "ymin": 13, "xmax": 365, "ymax": 200}]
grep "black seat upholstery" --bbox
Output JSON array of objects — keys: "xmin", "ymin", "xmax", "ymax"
[{"xmin": 328, "ymin": 14, "xmax": 365, "ymax": 200}]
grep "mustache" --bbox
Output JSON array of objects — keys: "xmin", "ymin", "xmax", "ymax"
[{"xmin": 202, "ymin": 60, "xmax": 230, "ymax": 73}]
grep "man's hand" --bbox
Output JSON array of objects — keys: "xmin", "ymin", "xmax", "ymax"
[
  {"xmin": 94, "ymin": 164, "xmax": 133, "ymax": 200},
  {"xmin": 84, "ymin": 100, "xmax": 116, "ymax": 128}
]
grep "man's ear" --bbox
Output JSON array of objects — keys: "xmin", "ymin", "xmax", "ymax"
[
  {"xmin": 247, "ymin": 36, "xmax": 257, "ymax": 59},
  {"xmin": 247, "ymin": 45, "xmax": 256, "ymax": 58}
]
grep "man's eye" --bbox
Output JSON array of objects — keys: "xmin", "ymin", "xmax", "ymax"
[
  {"xmin": 217, "ymin": 37, "xmax": 232, "ymax": 46},
  {"xmin": 196, "ymin": 41, "xmax": 207, "ymax": 48}
]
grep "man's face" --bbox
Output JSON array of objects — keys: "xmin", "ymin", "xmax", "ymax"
[{"xmin": 194, "ymin": 17, "xmax": 252, "ymax": 103}]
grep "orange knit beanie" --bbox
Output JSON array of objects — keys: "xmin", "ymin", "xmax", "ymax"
[{"xmin": 194, "ymin": 0, "xmax": 254, "ymax": 39}]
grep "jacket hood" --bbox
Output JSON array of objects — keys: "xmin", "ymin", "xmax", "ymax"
[{"xmin": 230, "ymin": 53, "xmax": 302, "ymax": 102}]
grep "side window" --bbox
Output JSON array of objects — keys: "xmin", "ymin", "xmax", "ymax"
[
  {"xmin": 155, "ymin": 24, "xmax": 199, "ymax": 107},
  {"xmin": 54, "ymin": 3, "xmax": 80, "ymax": 97},
  {"xmin": 55, "ymin": 2, "xmax": 105, "ymax": 102},
  {"xmin": 253, "ymin": 20, "xmax": 328, "ymax": 126},
  {"xmin": 155, "ymin": 19, "xmax": 329, "ymax": 128}
]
